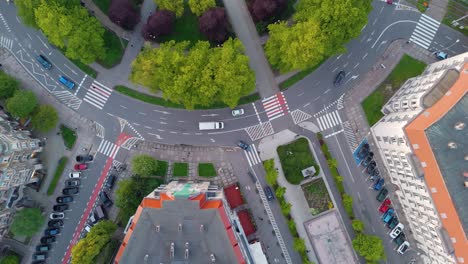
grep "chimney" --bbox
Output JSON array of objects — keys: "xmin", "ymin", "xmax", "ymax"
[
  {"xmin": 170, "ymin": 242, "xmax": 175, "ymax": 259},
  {"xmin": 178, "ymin": 223, "xmax": 182, "ymax": 232}
]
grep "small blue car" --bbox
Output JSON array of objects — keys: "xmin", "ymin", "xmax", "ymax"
[
  {"xmin": 373, "ymin": 178, "xmax": 385, "ymax": 191},
  {"xmin": 59, "ymin": 75, "xmax": 75, "ymax": 90},
  {"xmin": 37, "ymin": 55, "xmax": 52, "ymax": 70},
  {"xmin": 382, "ymin": 208, "xmax": 394, "ymax": 223}
]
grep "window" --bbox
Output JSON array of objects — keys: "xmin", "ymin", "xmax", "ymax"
[
  {"xmin": 383, "ymin": 136, "xmax": 389, "ymax": 143},
  {"xmin": 376, "ymin": 136, "xmax": 382, "ymax": 142}
]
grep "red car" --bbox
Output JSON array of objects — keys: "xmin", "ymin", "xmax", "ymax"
[
  {"xmin": 74, "ymin": 163, "xmax": 87, "ymax": 171},
  {"xmin": 379, "ymin": 199, "xmax": 391, "ymax": 213}
]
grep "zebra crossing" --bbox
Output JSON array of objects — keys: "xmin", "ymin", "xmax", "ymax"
[
  {"xmin": 97, "ymin": 139, "xmax": 120, "ymax": 159},
  {"xmin": 343, "ymin": 121, "xmax": 358, "ymax": 151},
  {"xmin": 120, "ymin": 137, "xmax": 141, "ymax": 150},
  {"xmin": 0, "ymin": 35, "xmax": 13, "ymax": 50},
  {"xmin": 0, "ymin": 12, "xmax": 11, "ymax": 33},
  {"xmin": 262, "ymin": 92, "xmax": 289, "ymax": 121},
  {"xmin": 52, "ymin": 90, "xmax": 82, "ymax": 110},
  {"xmin": 290, "ymin": 109, "xmax": 312, "ymax": 124},
  {"xmin": 93, "ymin": 122, "xmax": 105, "ymax": 138},
  {"xmin": 409, "ymin": 14, "xmax": 440, "ymax": 50},
  {"xmin": 244, "ymin": 122, "xmax": 274, "ymax": 141},
  {"xmin": 315, "ymin": 110, "xmax": 343, "ymax": 131},
  {"xmin": 243, "ymin": 144, "xmax": 262, "ymax": 167},
  {"xmin": 83, "ymin": 80, "xmax": 112, "ymax": 110}
]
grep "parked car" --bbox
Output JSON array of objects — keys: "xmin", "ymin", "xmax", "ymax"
[
  {"xmin": 49, "ymin": 212, "xmax": 64, "ymax": 220},
  {"xmin": 76, "ymin": 155, "xmax": 93, "ymax": 163},
  {"xmin": 362, "ymin": 156, "xmax": 373, "ymax": 167},
  {"xmin": 69, "ymin": 172, "xmax": 81, "ymax": 179},
  {"xmin": 62, "ymin": 187, "xmax": 79, "ymax": 195},
  {"xmin": 333, "ymin": 70, "xmax": 346, "ymax": 87},
  {"xmin": 58, "ymin": 75, "xmax": 75, "ymax": 89},
  {"xmin": 40, "ymin": 236, "xmax": 56, "ymax": 244},
  {"xmin": 74, "ymin": 163, "xmax": 87, "ymax": 171},
  {"xmin": 232, "ymin": 108, "xmax": 245, "ymax": 117},
  {"xmin": 99, "ymin": 191, "xmax": 113, "ymax": 208},
  {"xmin": 373, "ymin": 178, "xmax": 385, "ymax": 191},
  {"xmin": 264, "ymin": 186, "xmax": 274, "ymax": 201},
  {"xmin": 394, "ymin": 233, "xmax": 406, "ymax": 246},
  {"xmin": 371, "ymin": 168, "xmax": 380, "ymax": 177},
  {"xmin": 84, "ymin": 224, "xmax": 92, "ymax": 233},
  {"xmin": 382, "ymin": 208, "xmax": 394, "ymax": 223},
  {"xmin": 366, "ymin": 163, "xmax": 377, "ymax": 174},
  {"xmin": 56, "ymin": 196, "xmax": 73, "ymax": 203},
  {"xmin": 105, "ymin": 174, "xmax": 117, "ymax": 189},
  {"xmin": 397, "ymin": 241, "xmax": 410, "ymax": 254},
  {"xmin": 65, "ymin": 179, "xmax": 80, "ymax": 187},
  {"xmin": 44, "ymin": 228, "xmax": 60, "ymax": 236},
  {"xmin": 237, "ymin": 141, "xmax": 250, "ymax": 150},
  {"xmin": 53, "ymin": 204, "xmax": 69, "ymax": 212},
  {"xmin": 390, "ymin": 223, "xmax": 404, "ymax": 239},
  {"xmin": 48, "ymin": 220, "xmax": 64, "ymax": 228},
  {"xmin": 32, "ymin": 253, "xmax": 47, "ymax": 261},
  {"xmin": 36, "ymin": 55, "xmax": 52, "ymax": 70},
  {"xmin": 435, "ymin": 51, "xmax": 448, "ymax": 60},
  {"xmin": 376, "ymin": 188, "xmax": 388, "ymax": 202},
  {"xmin": 357, "ymin": 147, "xmax": 369, "ymax": 159},
  {"xmin": 378, "ymin": 199, "xmax": 391, "ymax": 213},
  {"xmin": 387, "ymin": 217, "xmax": 399, "ymax": 229},
  {"xmin": 36, "ymin": 244, "xmax": 51, "ymax": 252},
  {"xmin": 89, "ymin": 205, "xmax": 106, "ymax": 225}
]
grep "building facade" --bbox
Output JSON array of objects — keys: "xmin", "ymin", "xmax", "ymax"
[{"xmin": 371, "ymin": 53, "xmax": 467, "ymax": 264}]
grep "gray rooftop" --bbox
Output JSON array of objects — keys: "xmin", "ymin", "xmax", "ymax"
[
  {"xmin": 426, "ymin": 94, "xmax": 468, "ymax": 235},
  {"xmin": 118, "ymin": 199, "xmax": 239, "ymax": 264}
]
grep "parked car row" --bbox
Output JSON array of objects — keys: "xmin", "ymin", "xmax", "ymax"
[{"xmin": 359, "ymin": 143, "xmax": 411, "ymax": 255}]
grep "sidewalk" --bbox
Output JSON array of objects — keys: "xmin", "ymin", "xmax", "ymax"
[
  {"xmin": 81, "ymin": 0, "xmax": 131, "ymax": 40},
  {"xmin": 424, "ymin": 0, "xmax": 449, "ymax": 21}
]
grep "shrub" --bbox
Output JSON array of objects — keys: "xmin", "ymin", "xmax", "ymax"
[{"xmin": 142, "ymin": 10, "xmax": 176, "ymax": 41}]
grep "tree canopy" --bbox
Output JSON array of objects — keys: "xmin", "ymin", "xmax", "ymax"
[
  {"xmin": 131, "ymin": 154, "xmax": 159, "ymax": 176},
  {"xmin": 14, "ymin": 0, "xmax": 40, "ymax": 28},
  {"xmin": 0, "ymin": 254, "xmax": 20, "ymax": 264},
  {"xmin": 263, "ymin": 159, "xmax": 278, "ymax": 186},
  {"xmin": 142, "ymin": 10, "xmax": 176, "ymax": 41},
  {"xmin": 6, "ymin": 90, "xmax": 38, "ymax": 119},
  {"xmin": 109, "ymin": 0, "xmax": 140, "ymax": 30},
  {"xmin": 10, "ymin": 208, "xmax": 45, "ymax": 237},
  {"xmin": 71, "ymin": 220, "xmax": 117, "ymax": 264},
  {"xmin": 250, "ymin": 0, "xmax": 286, "ymax": 22},
  {"xmin": 352, "ymin": 219, "xmax": 365, "ymax": 233},
  {"xmin": 130, "ymin": 39, "xmax": 255, "ymax": 109},
  {"xmin": 155, "ymin": 0, "xmax": 184, "ymax": 18},
  {"xmin": 199, "ymin": 7, "xmax": 230, "ymax": 44},
  {"xmin": 0, "ymin": 72, "xmax": 19, "ymax": 99},
  {"xmin": 188, "ymin": 0, "xmax": 216, "ymax": 16},
  {"xmin": 32, "ymin": 105, "xmax": 59, "ymax": 132},
  {"xmin": 352, "ymin": 233, "xmax": 386, "ymax": 262}
]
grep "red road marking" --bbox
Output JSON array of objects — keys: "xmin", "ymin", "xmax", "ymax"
[
  {"xmin": 276, "ymin": 92, "xmax": 289, "ymax": 114},
  {"xmin": 91, "ymin": 85, "xmax": 111, "ymax": 96}
]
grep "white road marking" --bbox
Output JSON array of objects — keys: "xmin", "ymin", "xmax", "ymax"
[
  {"xmin": 160, "ymin": 121, "xmax": 167, "ymax": 125},
  {"xmin": 148, "ymin": 133, "xmax": 162, "ymax": 139},
  {"xmin": 153, "ymin": 109, "xmax": 170, "ymax": 114},
  {"xmin": 353, "ymin": 63, "xmax": 360, "ymax": 69},
  {"xmin": 303, "ymin": 102, "xmax": 311, "ymax": 107},
  {"xmin": 252, "ymin": 102, "xmax": 262, "ymax": 123},
  {"xmin": 362, "ymin": 53, "xmax": 368, "ymax": 60},
  {"xmin": 138, "ymin": 112, "xmax": 147, "ymax": 116},
  {"xmin": 37, "ymin": 36, "xmax": 49, "ymax": 49},
  {"xmin": 160, "ymin": 117, "xmax": 166, "ymax": 120},
  {"xmin": 372, "ymin": 20, "xmax": 417, "ymax": 48},
  {"xmin": 132, "ymin": 123, "xmax": 141, "ymax": 126},
  {"xmin": 120, "ymin": 105, "xmax": 127, "ymax": 109},
  {"xmin": 324, "ymin": 89, "xmax": 331, "ymax": 94},
  {"xmin": 297, "ymin": 92, "xmax": 304, "ymax": 97},
  {"xmin": 74, "ymin": 75, "xmax": 87, "ymax": 95},
  {"xmin": 26, "ymin": 33, "xmax": 32, "ymax": 40},
  {"xmin": 63, "ymin": 64, "xmax": 78, "ymax": 75}
]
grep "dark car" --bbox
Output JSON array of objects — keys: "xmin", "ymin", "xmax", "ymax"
[
  {"xmin": 76, "ymin": 155, "xmax": 93, "ymax": 163},
  {"xmin": 366, "ymin": 163, "xmax": 377, "ymax": 174},
  {"xmin": 40, "ymin": 236, "xmax": 56, "ymax": 244},
  {"xmin": 32, "ymin": 253, "xmax": 47, "ymax": 261},
  {"xmin": 333, "ymin": 70, "xmax": 346, "ymax": 87},
  {"xmin": 36, "ymin": 244, "xmax": 51, "ymax": 252},
  {"xmin": 376, "ymin": 188, "xmax": 388, "ymax": 202},
  {"xmin": 264, "ymin": 186, "xmax": 274, "ymax": 201},
  {"xmin": 394, "ymin": 233, "xmax": 406, "ymax": 246},
  {"xmin": 48, "ymin": 220, "xmax": 64, "ymax": 228},
  {"xmin": 44, "ymin": 228, "xmax": 60, "ymax": 236},
  {"xmin": 237, "ymin": 141, "xmax": 250, "ymax": 150},
  {"xmin": 99, "ymin": 191, "xmax": 113, "ymax": 208},
  {"xmin": 56, "ymin": 196, "xmax": 73, "ymax": 203},
  {"xmin": 388, "ymin": 217, "xmax": 399, "ymax": 229},
  {"xmin": 357, "ymin": 147, "xmax": 369, "ymax": 159},
  {"xmin": 371, "ymin": 168, "xmax": 380, "ymax": 177},
  {"xmin": 53, "ymin": 204, "xmax": 69, "ymax": 212},
  {"xmin": 62, "ymin": 187, "xmax": 79, "ymax": 195},
  {"xmin": 362, "ymin": 156, "xmax": 373, "ymax": 167},
  {"xmin": 36, "ymin": 55, "xmax": 52, "ymax": 70},
  {"xmin": 373, "ymin": 178, "xmax": 385, "ymax": 191},
  {"xmin": 65, "ymin": 179, "xmax": 81, "ymax": 187},
  {"xmin": 105, "ymin": 174, "xmax": 117, "ymax": 189}
]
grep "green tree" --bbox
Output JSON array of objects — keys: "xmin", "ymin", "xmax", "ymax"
[
  {"xmin": 34, "ymin": 1, "xmax": 72, "ymax": 48},
  {"xmin": 263, "ymin": 159, "xmax": 278, "ymax": 186},
  {"xmin": 32, "ymin": 105, "xmax": 58, "ymax": 132},
  {"xmin": 293, "ymin": 237, "xmax": 306, "ymax": 252},
  {"xmin": 71, "ymin": 220, "xmax": 117, "ymax": 264},
  {"xmin": 287, "ymin": 219, "xmax": 297, "ymax": 234},
  {"xmin": 0, "ymin": 72, "xmax": 19, "ymax": 99},
  {"xmin": 352, "ymin": 219, "xmax": 365, "ymax": 233},
  {"xmin": 275, "ymin": 186, "xmax": 286, "ymax": 199},
  {"xmin": 6, "ymin": 90, "xmax": 38, "ymax": 119},
  {"xmin": 280, "ymin": 200, "xmax": 292, "ymax": 215},
  {"xmin": 155, "ymin": 0, "xmax": 184, "ymax": 17},
  {"xmin": 0, "ymin": 254, "xmax": 20, "ymax": 264},
  {"xmin": 131, "ymin": 154, "xmax": 159, "ymax": 176},
  {"xmin": 352, "ymin": 233, "xmax": 386, "ymax": 262},
  {"xmin": 188, "ymin": 0, "xmax": 216, "ymax": 16},
  {"xmin": 10, "ymin": 208, "xmax": 44, "ymax": 237},
  {"xmin": 15, "ymin": 0, "xmax": 41, "ymax": 27},
  {"xmin": 342, "ymin": 193, "xmax": 354, "ymax": 217},
  {"xmin": 327, "ymin": 158, "xmax": 338, "ymax": 169}
]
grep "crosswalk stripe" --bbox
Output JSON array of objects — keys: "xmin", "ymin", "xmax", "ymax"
[
  {"xmin": 416, "ymin": 22, "xmax": 438, "ymax": 34},
  {"xmin": 317, "ymin": 117, "xmax": 324, "ymax": 131},
  {"xmin": 411, "ymin": 32, "xmax": 432, "ymax": 46},
  {"xmin": 409, "ymin": 37, "xmax": 430, "ymax": 49},
  {"xmin": 250, "ymin": 144, "xmax": 261, "ymax": 164},
  {"xmin": 325, "ymin": 113, "xmax": 333, "ymax": 127},
  {"xmin": 83, "ymin": 81, "xmax": 112, "ymax": 110},
  {"xmin": 421, "ymin": 14, "xmax": 440, "ymax": 27},
  {"xmin": 335, "ymin": 111, "xmax": 342, "ymax": 123}
]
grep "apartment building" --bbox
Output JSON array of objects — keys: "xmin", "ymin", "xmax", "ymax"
[{"xmin": 370, "ymin": 52, "xmax": 467, "ymax": 264}]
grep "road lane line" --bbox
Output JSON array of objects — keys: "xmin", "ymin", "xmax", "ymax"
[
  {"xmin": 63, "ymin": 64, "xmax": 78, "ymax": 75},
  {"xmin": 362, "ymin": 53, "xmax": 368, "ymax": 60},
  {"xmin": 333, "ymin": 135, "xmax": 355, "ymax": 183},
  {"xmin": 74, "ymin": 75, "xmax": 87, "ymax": 95},
  {"xmin": 372, "ymin": 20, "xmax": 418, "ymax": 48}
]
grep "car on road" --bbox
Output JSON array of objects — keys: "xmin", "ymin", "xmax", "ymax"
[
  {"xmin": 36, "ymin": 55, "xmax": 52, "ymax": 70},
  {"xmin": 76, "ymin": 155, "xmax": 93, "ymax": 163},
  {"xmin": 32, "ymin": 253, "xmax": 47, "ymax": 261},
  {"xmin": 74, "ymin": 163, "xmax": 87, "ymax": 171},
  {"xmin": 56, "ymin": 196, "xmax": 73, "ymax": 203},
  {"xmin": 53, "ymin": 204, "xmax": 69, "ymax": 212},
  {"xmin": 435, "ymin": 51, "xmax": 448, "ymax": 60},
  {"xmin": 69, "ymin": 172, "xmax": 81, "ymax": 179},
  {"xmin": 378, "ymin": 198, "xmax": 391, "ymax": 213},
  {"xmin": 373, "ymin": 178, "xmax": 385, "ymax": 191},
  {"xmin": 232, "ymin": 108, "xmax": 245, "ymax": 117},
  {"xmin": 36, "ymin": 244, "xmax": 51, "ymax": 252},
  {"xmin": 49, "ymin": 212, "xmax": 65, "ymax": 220},
  {"xmin": 376, "ymin": 188, "xmax": 388, "ymax": 202},
  {"xmin": 48, "ymin": 220, "xmax": 64, "ymax": 228},
  {"xmin": 334, "ymin": 70, "xmax": 346, "ymax": 87},
  {"xmin": 390, "ymin": 223, "xmax": 404, "ymax": 239},
  {"xmin": 264, "ymin": 186, "xmax": 274, "ymax": 201},
  {"xmin": 40, "ymin": 236, "xmax": 56, "ymax": 244},
  {"xmin": 62, "ymin": 187, "xmax": 79, "ymax": 195},
  {"xmin": 397, "ymin": 241, "xmax": 410, "ymax": 254},
  {"xmin": 59, "ymin": 75, "xmax": 75, "ymax": 90},
  {"xmin": 382, "ymin": 208, "xmax": 394, "ymax": 223},
  {"xmin": 387, "ymin": 217, "xmax": 399, "ymax": 229},
  {"xmin": 237, "ymin": 141, "xmax": 250, "ymax": 150},
  {"xmin": 65, "ymin": 179, "xmax": 80, "ymax": 187},
  {"xmin": 99, "ymin": 191, "xmax": 113, "ymax": 208},
  {"xmin": 44, "ymin": 228, "xmax": 60, "ymax": 236},
  {"xmin": 105, "ymin": 174, "xmax": 117, "ymax": 189}
]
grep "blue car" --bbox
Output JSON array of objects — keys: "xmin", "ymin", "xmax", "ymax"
[
  {"xmin": 37, "ymin": 55, "xmax": 52, "ymax": 70},
  {"xmin": 382, "ymin": 208, "xmax": 394, "ymax": 223},
  {"xmin": 59, "ymin": 76, "xmax": 75, "ymax": 90},
  {"xmin": 373, "ymin": 178, "xmax": 385, "ymax": 190}
]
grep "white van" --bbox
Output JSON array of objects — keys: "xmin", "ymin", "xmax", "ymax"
[
  {"xmin": 198, "ymin": 122, "xmax": 224, "ymax": 130},
  {"xmin": 69, "ymin": 172, "xmax": 81, "ymax": 178}
]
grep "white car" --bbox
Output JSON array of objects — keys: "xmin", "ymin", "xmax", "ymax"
[
  {"xmin": 390, "ymin": 223, "xmax": 404, "ymax": 239},
  {"xmin": 397, "ymin": 241, "xmax": 410, "ymax": 254},
  {"xmin": 69, "ymin": 172, "xmax": 81, "ymax": 178},
  {"xmin": 231, "ymin": 109, "xmax": 244, "ymax": 117},
  {"xmin": 50, "ymin": 212, "xmax": 65, "ymax": 220}
]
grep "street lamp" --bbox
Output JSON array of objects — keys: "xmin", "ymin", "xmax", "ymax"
[{"xmin": 442, "ymin": 39, "xmax": 459, "ymax": 50}]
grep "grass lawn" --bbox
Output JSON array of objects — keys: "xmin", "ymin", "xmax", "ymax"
[
  {"xmin": 98, "ymin": 30, "xmax": 128, "ymax": 68},
  {"xmin": 198, "ymin": 163, "xmax": 217, "ymax": 177},
  {"xmin": 47, "ymin": 157, "xmax": 68, "ymax": 196},
  {"xmin": 158, "ymin": 7, "xmax": 205, "ymax": 45},
  {"xmin": 277, "ymin": 138, "xmax": 319, "ymax": 185},
  {"xmin": 302, "ymin": 178, "xmax": 333, "ymax": 215},
  {"xmin": 173, "ymin": 162, "xmax": 188, "ymax": 177},
  {"xmin": 155, "ymin": 160, "xmax": 168, "ymax": 177},
  {"xmin": 60, "ymin": 125, "xmax": 77, "ymax": 150},
  {"xmin": 93, "ymin": 0, "xmax": 111, "ymax": 14},
  {"xmin": 279, "ymin": 58, "xmax": 327, "ymax": 90},
  {"xmin": 114, "ymin": 85, "xmax": 260, "ymax": 109},
  {"xmin": 361, "ymin": 55, "xmax": 426, "ymax": 126}
]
